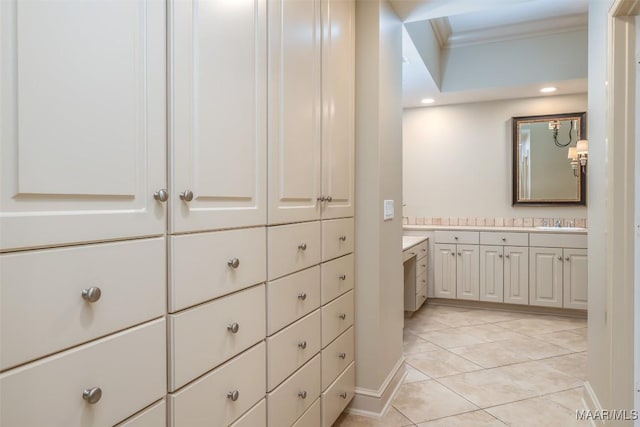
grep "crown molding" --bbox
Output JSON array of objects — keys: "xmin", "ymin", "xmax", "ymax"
[{"xmin": 430, "ymin": 17, "xmax": 451, "ymax": 49}]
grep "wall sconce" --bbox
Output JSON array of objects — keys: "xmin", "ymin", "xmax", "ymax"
[
  {"xmin": 567, "ymin": 147, "xmax": 579, "ymax": 177},
  {"xmin": 576, "ymin": 139, "xmax": 588, "ymax": 172}
]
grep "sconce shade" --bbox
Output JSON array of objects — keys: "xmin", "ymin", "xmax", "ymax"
[
  {"xmin": 568, "ymin": 147, "xmax": 577, "ymax": 160},
  {"xmin": 576, "ymin": 139, "xmax": 588, "ymax": 155}
]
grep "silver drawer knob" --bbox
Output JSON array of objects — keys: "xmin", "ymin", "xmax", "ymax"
[
  {"xmin": 153, "ymin": 189, "xmax": 168, "ymax": 202},
  {"xmin": 558, "ymin": 256, "xmax": 563, "ymax": 261},
  {"xmin": 227, "ymin": 258, "xmax": 240, "ymax": 269},
  {"xmin": 81, "ymin": 287, "xmax": 102, "ymax": 303},
  {"xmin": 298, "ymin": 341, "xmax": 307, "ymax": 349},
  {"xmin": 566, "ymin": 256, "xmax": 570, "ymax": 261},
  {"xmin": 450, "ymin": 252, "xmax": 455, "ymax": 257},
  {"xmin": 498, "ymin": 254, "xmax": 503, "ymax": 258},
  {"xmin": 505, "ymin": 254, "xmax": 510, "ymax": 258},
  {"xmin": 227, "ymin": 390, "xmax": 240, "ymax": 401},
  {"xmin": 180, "ymin": 190, "xmax": 194, "ymax": 202},
  {"xmin": 339, "ymin": 392, "xmax": 348, "ymax": 399},
  {"xmin": 82, "ymin": 387, "xmax": 102, "ymax": 404},
  {"xmin": 338, "ymin": 313, "xmax": 346, "ymax": 320},
  {"xmin": 298, "ymin": 243, "xmax": 307, "ymax": 251},
  {"xmin": 297, "ymin": 292, "xmax": 307, "ymax": 300},
  {"xmin": 326, "ymin": 196, "xmax": 333, "ymax": 202},
  {"xmin": 339, "ymin": 274, "xmax": 347, "ymax": 280},
  {"xmin": 298, "ymin": 390, "xmax": 307, "ymax": 399},
  {"xmin": 339, "ymin": 235, "xmax": 347, "ymax": 242},
  {"xmin": 339, "ymin": 352, "xmax": 346, "ymax": 359},
  {"xmin": 458, "ymin": 252, "xmax": 462, "ymax": 256},
  {"xmin": 502, "ymin": 237, "xmax": 506, "ymax": 242},
  {"xmin": 227, "ymin": 322, "xmax": 240, "ymax": 334},
  {"xmin": 454, "ymin": 236, "xmax": 459, "ymax": 240}
]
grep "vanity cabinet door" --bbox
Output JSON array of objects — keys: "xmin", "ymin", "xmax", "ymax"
[
  {"xmin": 479, "ymin": 246, "xmax": 503, "ymax": 302},
  {"xmin": 563, "ymin": 248, "xmax": 587, "ymax": 309},
  {"xmin": 529, "ymin": 247, "xmax": 563, "ymax": 307},
  {"xmin": 434, "ymin": 244, "xmax": 456, "ymax": 298},
  {"xmin": 456, "ymin": 245, "xmax": 479, "ymax": 300},
  {"xmin": 503, "ymin": 246, "xmax": 529, "ymax": 305}
]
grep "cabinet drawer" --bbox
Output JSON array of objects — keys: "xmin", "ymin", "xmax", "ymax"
[
  {"xmin": 168, "ymin": 342, "xmax": 266, "ymax": 427},
  {"xmin": 0, "ymin": 319, "xmax": 166, "ymax": 427},
  {"xmin": 230, "ymin": 399, "xmax": 266, "ymax": 427},
  {"xmin": 416, "ymin": 257, "xmax": 428, "ymax": 278},
  {"xmin": 169, "ymin": 227, "xmax": 266, "ymax": 312},
  {"xmin": 410, "ymin": 240, "xmax": 428, "ymax": 261},
  {"xmin": 434, "ymin": 230, "xmax": 479, "ymax": 245},
  {"xmin": 168, "ymin": 284, "xmax": 266, "ymax": 391},
  {"xmin": 0, "ymin": 237, "xmax": 165, "ymax": 370},
  {"xmin": 293, "ymin": 398, "xmax": 320, "ymax": 427},
  {"xmin": 416, "ymin": 282, "xmax": 428, "ymax": 308},
  {"xmin": 117, "ymin": 399, "xmax": 166, "ymax": 427},
  {"xmin": 321, "ymin": 254, "xmax": 354, "ymax": 304},
  {"xmin": 480, "ymin": 232, "xmax": 528, "ymax": 246},
  {"xmin": 268, "ymin": 355, "xmax": 321, "ymax": 427},
  {"xmin": 322, "ymin": 218, "xmax": 354, "ymax": 261},
  {"xmin": 321, "ymin": 362, "xmax": 355, "ymax": 427},
  {"xmin": 268, "ymin": 221, "xmax": 321, "ymax": 280},
  {"xmin": 267, "ymin": 266, "xmax": 321, "ymax": 335},
  {"xmin": 321, "ymin": 290, "xmax": 354, "ymax": 347},
  {"xmin": 322, "ymin": 327, "xmax": 354, "ymax": 390},
  {"xmin": 529, "ymin": 233, "xmax": 587, "ymax": 248},
  {"xmin": 267, "ymin": 310, "xmax": 321, "ymax": 391}
]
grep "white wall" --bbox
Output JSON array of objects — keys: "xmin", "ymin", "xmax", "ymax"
[{"xmin": 403, "ymin": 94, "xmax": 588, "ymax": 220}]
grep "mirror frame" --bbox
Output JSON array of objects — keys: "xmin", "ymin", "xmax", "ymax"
[{"xmin": 511, "ymin": 112, "xmax": 587, "ymax": 206}]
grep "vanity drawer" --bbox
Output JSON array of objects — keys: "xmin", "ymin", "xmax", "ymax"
[
  {"xmin": 405, "ymin": 240, "xmax": 428, "ymax": 261},
  {"xmin": 116, "ymin": 399, "xmax": 166, "ymax": 427},
  {"xmin": 168, "ymin": 342, "xmax": 266, "ymax": 427},
  {"xmin": 416, "ymin": 281, "xmax": 428, "ymax": 307},
  {"xmin": 267, "ymin": 266, "xmax": 321, "ymax": 335},
  {"xmin": 321, "ymin": 218, "xmax": 354, "ymax": 261},
  {"xmin": 321, "ymin": 327, "xmax": 354, "ymax": 390},
  {"xmin": 230, "ymin": 399, "xmax": 266, "ymax": 427},
  {"xmin": 416, "ymin": 257, "xmax": 428, "ymax": 278},
  {"xmin": 0, "ymin": 319, "xmax": 166, "ymax": 427},
  {"xmin": 529, "ymin": 233, "xmax": 587, "ymax": 248},
  {"xmin": 169, "ymin": 227, "xmax": 266, "ymax": 312},
  {"xmin": 434, "ymin": 230, "xmax": 479, "ymax": 245},
  {"xmin": 321, "ymin": 253, "xmax": 354, "ymax": 304},
  {"xmin": 0, "ymin": 237, "xmax": 165, "ymax": 370},
  {"xmin": 321, "ymin": 290, "xmax": 354, "ymax": 347},
  {"xmin": 168, "ymin": 284, "xmax": 266, "ymax": 391},
  {"xmin": 321, "ymin": 362, "xmax": 355, "ymax": 427},
  {"xmin": 293, "ymin": 398, "xmax": 321, "ymax": 427},
  {"xmin": 480, "ymin": 232, "xmax": 528, "ymax": 246},
  {"xmin": 268, "ymin": 221, "xmax": 321, "ymax": 280},
  {"xmin": 267, "ymin": 355, "xmax": 321, "ymax": 427},
  {"xmin": 267, "ymin": 310, "xmax": 321, "ymax": 391}
]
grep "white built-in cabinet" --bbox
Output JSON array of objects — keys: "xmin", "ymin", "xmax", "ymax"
[
  {"xmin": 479, "ymin": 232, "xmax": 529, "ymax": 304},
  {"xmin": 433, "ymin": 231, "xmax": 479, "ymax": 300}
]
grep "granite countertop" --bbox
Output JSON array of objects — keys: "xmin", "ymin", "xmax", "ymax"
[
  {"xmin": 403, "ymin": 225, "xmax": 587, "ymax": 234},
  {"xmin": 402, "ymin": 235, "xmax": 428, "ymax": 251}
]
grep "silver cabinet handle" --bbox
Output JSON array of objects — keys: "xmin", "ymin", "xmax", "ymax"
[
  {"xmin": 298, "ymin": 341, "xmax": 307, "ymax": 349},
  {"xmin": 298, "ymin": 391, "xmax": 307, "ymax": 399},
  {"xmin": 317, "ymin": 196, "xmax": 326, "ymax": 202},
  {"xmin": 558, "ymin": 256, "xmax": 563, "ymax": 261},
  {"xmin": 421, "ymin": 264, "xmax": 426, "ymax": 268},
  {"xmin": 227, "ymin": 258, "xmax": 240, "ymax": 269},
  {"xmin": 298, "ymin": 243, "xmax": 307, "ymax": 251},
  {"xmin": 153, "ymin": 189, "xmax": 168, "ymax": 202},
  {"xmin": 339, "ymin": 274, "xmax": 347, "ymax": 280},
  {"xmin": 179, "ymin": 189, "xmax": 194, "ymax": 202},
  {"xmin": 502, "ymin": 237, "xmax": 506, "ymax": 242},
  {"xmin": 421, "ymin": 279, "xmax": 426, "ymax": 283},
  {"xmin": 81, "ymin": 287, "xmax": 102, "ymax": 303},
  {"xmin": 409, "ymin": 251, "xmax": 416, "ymax": 256},
  {"xmin": 454, "ymin": 236, "xmax": 459, "ymax": 240},
  {"xmin": 82, "ymin": 387, "xmax": 102, "ymax": 404},
  {"xmin": 227, "ymin": 322, "xmax": 240, "ymax": 334},
  {"xmin": 458, "ymin": 252, "xmax": 462, "ymax": 256},
  {"xmin": 326, "ymin": 196, "xmax": 333, "ymax": 202},
  {"xmin": 227, "ymin": 390, "xmax": 240, "ymax": 401},
  {"xmin": 450, "ymin": 252, "xmax": 455, "ymax": 257},
  {"xmin": 340, "ymin": 392, "xmax": 348, "ymax": 399},
  {"xmin": 339, "ymin": 235, "xmax": 347, "ymax": 242},
  {"xmin": 498, "ymin": 254, "xmax": 503, "ymax": 258},
  {"xmin": 505, "ymin": 254, "xmax": 510, "ymax": 259},
  {"xmin": 297, "ymin": 292, "xmax": 307, "ymax": 300},
  {"xmin": 566, "ymin": 256, "xmax": 570, "ymax": 261},
  {"xmin": 339, "ymin": 352, "xmax": 346, "ymax": 359},
  {"xmin": 338, "ymin": 313, "xmax": 346, "ymax": 320}
]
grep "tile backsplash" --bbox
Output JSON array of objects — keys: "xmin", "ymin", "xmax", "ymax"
[{"xmin": 403, "ymin": 216, "xmax": 587, "ymax": 228}]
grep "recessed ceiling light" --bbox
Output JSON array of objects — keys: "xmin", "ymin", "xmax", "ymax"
[
  {"xmin": 421, "ymin": 98, "xmax": 435, "ymax": 104},
  {"xmin": 540, "ymin": 87, "xmax": 557, "ymax": 93}
]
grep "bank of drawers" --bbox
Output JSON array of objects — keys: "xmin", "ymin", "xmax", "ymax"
[
  {"xmin": 322, "ymin": 218, "xmax": 355, "ymax": 261},
  {"xmin": 267, "ymin": 266, "xmax": 321, "ymax": 335},
  {"xmin": 321, "ymin": 253, "xmax": 354, "ymax": 304}
]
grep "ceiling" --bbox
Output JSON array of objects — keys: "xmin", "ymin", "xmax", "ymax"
[{"xmin": 391, "ymin": 0, "xmax": 589, "ymax": 108}]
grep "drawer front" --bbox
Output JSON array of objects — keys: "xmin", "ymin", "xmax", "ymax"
[
  {"xmin": 321, "ymin": 362, "xmax": 355, "ymax": 427},
  {"xmin": 416, "ymin": 257, "xmax": 428, "ymax": 278},
  {"xmin": 116, "ymin": 399, "xmax": 166, "ymax": 427},
  {"xmin": 230, "ymin": 399, "xmax": 266, "ymax": 427},
  {"xmin": 267, "ymin": 266, "xmax": 321, "ymax": 335},
  {"xmin": 402, "ymin": 249, "xmax": 416, "ymax": 262},
  {"xmin": 293, "ymin": 398, "xmax": 321, "ymax": 427},
  {"xmin": 529, "ymin": 232, "xmax": 587, "ymax": 248},
  {"xmin": 168, "ymin": 284, "xmax": 266, "ymax": 391},
  {"xmin": 169, "ymin": 227, "xmax": 266, "ymax": 312},
  {"xmin": 0, "ymin": 319, "xmax": 166, "ymax": 427},
  {"xmin": 321, "ymin": 290, "xmax": 354, "ymax": 347},
  {"xmin": 267, "ymin": 355, "xmax": 321, "ymax": 427},
  {"xmin": 416, "ymin": 282, "xmax": 428, "ymax": 309},
  {"xmin": 480, "ymin": 232, "xmax": 528, "ymax": 246},
  {"xmin": 321, "ymin": 254, "xmax": 354, "ymax": 304},
  {"xmin": 321, "ymin": 327, "xmax": 354, "ymax": 390},
  {"xmin": 169, "ymin": 342, "xmax": 266, "ymax": 427},
  {"xmin": 416, "ymin": 270, "xmax": 428, "ymax": 292},
  {"xmin": 267, "ymin": 310, "xmax": 321, "ymax": 391},
  {"xmin": 268, "ymin": 221, "xmax": 321, "ymax": 280},
  {"xmin": 434, "ymin": 230, "xmax": 479, "ymax": 245},
  {"xmin": 0, "ymin": 237, "xmax": 165, "ymax": 370},
  {"xmin": 415, "ymin": 240, "xmax": 428, "ymax": 260},
  {"xmin": 321, "ymin": 218, "xmax": 354, "ymax": 261}
]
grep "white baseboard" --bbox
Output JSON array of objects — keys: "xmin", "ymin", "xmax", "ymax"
[
  {"xmin": 347, "ymin": 356, "xmax": 406, "ymax": 417},
  {"xmin": 583, "ymin": 381, "xmax": 605, "ymax": 426}
]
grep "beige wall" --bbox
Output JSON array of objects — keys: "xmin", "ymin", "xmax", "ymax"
[{"xmin": 402, "ymin": 94, "xmax": 588, "ymax": 220}]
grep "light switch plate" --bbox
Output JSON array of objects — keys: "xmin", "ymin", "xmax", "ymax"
[{"xmin": 384, "ymin": 199, "xmax": 394, "ymax": 220}]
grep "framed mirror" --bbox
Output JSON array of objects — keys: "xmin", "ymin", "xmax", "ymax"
[{"xmin": 512, "ymin": 112, "xmax": 586, "ymax": 206}]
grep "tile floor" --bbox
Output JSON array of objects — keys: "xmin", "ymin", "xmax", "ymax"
[{"xmin": 334, "ymin": 303, "xmax": 588, "ymax": 426}]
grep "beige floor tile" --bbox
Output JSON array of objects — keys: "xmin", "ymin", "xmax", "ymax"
[
  {"xmin": 416, "ymin": 328, "xmax": 487, "ymax": 348},
  {"xmin": 537, "ymin": 352, "xmax": 587, "ymax": 381},
  {"xmin": 405, "ymin": 363, "xmax": 431, "ymax": 383},
  {"xmin": 534, "ymin": 330, "xmax": 587, "ymax": 352},
  {"xmin": 392, "ymin": 380, "xmax": 479, "ymax": 423},
  {"xmin": 404, "ymin": 333, "xmax": 442, "ymax": 354},
  {"xmin": 405, "ymin": 318, "xmax": 451, "ymax": 334},
  {"xmin": 333, "ymin": 407, "xmax": 414, "ymax": 427},
  {"xmin": 494, "ymin": 316, "xmax": 586, "ymax": 337},
  {"xmin": 416, "ymin": 410, "xmax": 506, "ymax": 426},
  {"xmin": 437, "ymin": 360, "xmax": 583, "ymax": 408},
  {"xmin": 428, "ymin": 311, "xmax": 493, "ymax": 328},
  {"xmin": 406, "ymin": 350, "xmax": 484, "ymax": 378},
  {"xmin": 571, "ymin": 327, "xmax": 588, "ymax": 338},
  {"xmin": 451, "ymin": 323, "xmax": 528, "ymax": 342}
]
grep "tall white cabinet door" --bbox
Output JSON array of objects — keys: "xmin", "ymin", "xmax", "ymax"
[
  {"xmin": 434, "ymin": 244, "xmax": 456, "ymax": 298},
  {"xmin": 456, "ymin": 245, "xmax": 479, "ymax": 300},
  {"xmin": 563, "ymin": 248, "xmax": 588, "ymax": 309},
  {"xmin": 503, "ymin": 246, "xmax": 529, "ymax": 305},
  {"xmin": 268, "ymin": 0, "xmax": 322, "ymax": 224},
  {"xmin": 479, "ymin": 246, "xmax": 503, "ymax": 302},
  {"xmin": 529, "ymin": 247, "xmax": 563, "ymax": 307},
  {"xmin": 320, "ymin": 0, "xmax": 354, "ymax": 219},
  {"xmin": 169, "ymin": 0, "xmax": 267, "ymax": 233},
  {"xmin": 0, "ymin": 0, "xmax": 166, "ymax": 251}
]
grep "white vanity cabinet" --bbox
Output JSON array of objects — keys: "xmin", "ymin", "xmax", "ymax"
[
  {"xmin": 403, "ymin": 238, "xmax": 429, "ymax": 311},
  {"xmin": 479, "ymin": 232, "xmax": 529, "ymax": 304},
  {"xmin": 434, "ymin": 231, "xmax": 480, "ymax": 300}
]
